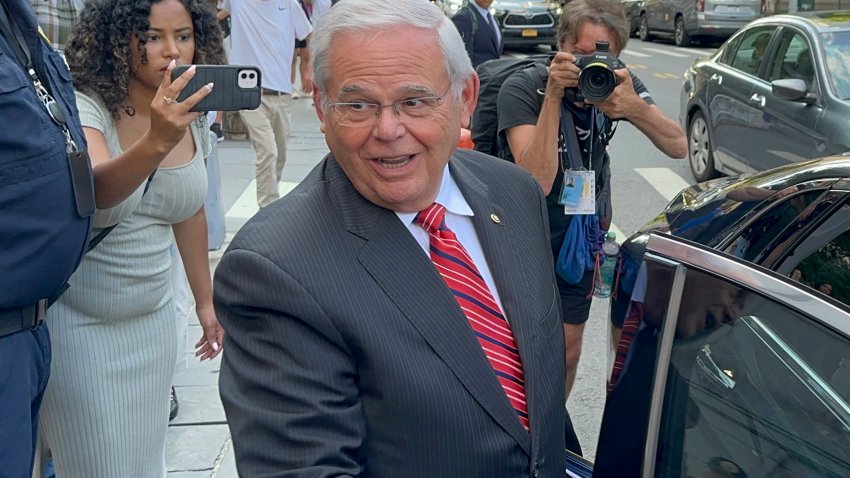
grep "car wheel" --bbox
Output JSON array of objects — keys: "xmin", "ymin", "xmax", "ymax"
[
  {"xmin": 688, "ymin": 111, "xmax": 719, "ymax": 182},
  {"xmin": 674, "ymin": 16, "xmax": 691, "ymax": 47},
  {"xmin": 638, "ymin": 14, "xmax": 653, "ymax": 42}
]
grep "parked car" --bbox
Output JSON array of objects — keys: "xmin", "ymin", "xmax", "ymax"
[
  {"xmin": 564, "ymin": 155, "xmax": 850, "ymax": 477},
  {"xmin": 621, "ymin": 0, "xmax": 644, "ymax": 36},
  {"xmin": 637, "ymin": 0, "xmax": 763, "ymax": 46},
  {"xmin": 680, "ymin": 12, "xmax": 850, "ymax": 182},
  {"xmin": 443, "ymin": 0, "xmax": 562, "ymax": 49}
]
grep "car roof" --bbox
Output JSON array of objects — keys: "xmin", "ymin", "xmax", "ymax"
[
  {"xmin": 660, "ymin": 155, "xmax": 850, "ymax": 246},
  {"xmin": 732, "ymin": 154, "xmax": 850, "ymax": 188},
  {"xmin": 750, "ymin": 11, "xmax": 850, "ymax": 32}
]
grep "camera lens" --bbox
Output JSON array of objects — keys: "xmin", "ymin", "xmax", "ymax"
[
  {"xmin": 249, "ymin": 72, "xmax": 255, "ymax": 79},
  {"xmin": 241, "ymin": 73, "xmax": 247, "ymax": 79},
  {"xmin": 579, "ymin": 64, "xmax": 616, "ymax": 102}
]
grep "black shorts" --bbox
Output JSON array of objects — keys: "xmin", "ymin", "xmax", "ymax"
[
  {"xmin": 557, "ymin": 269, "xmax": 594, "ymax": 324},
  {"xmin": 295, "ymin": 38, "xmax": 307, "ymax": 49}
]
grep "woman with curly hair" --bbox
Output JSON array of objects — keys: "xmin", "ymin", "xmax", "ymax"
[{"xmin": 38, "ymin": 0, "xmax": 225, "ymax": 475}]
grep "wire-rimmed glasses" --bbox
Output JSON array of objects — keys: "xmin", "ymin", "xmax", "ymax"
[{"xmin": 328, "ymin": 87, "xmax": 451, "ymax": 127}]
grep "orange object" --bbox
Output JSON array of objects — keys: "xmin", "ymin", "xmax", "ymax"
[{"xmin": 458, "ymin": 128, "xmax": 474, "ymax": 149}]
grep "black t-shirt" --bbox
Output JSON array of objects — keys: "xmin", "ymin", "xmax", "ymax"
[{"xmin": 496, "ymin": 66, "xmax": 654, "ymax": 256}]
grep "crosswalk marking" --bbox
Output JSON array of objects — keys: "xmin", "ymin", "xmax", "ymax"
[
  {"xmin": 621, "ymin": 49, "xmax": 651, "ymax": 58},
  {"xmin": 226, "ymin": 180, "xmax": 299, "ymax": 220},
  {"xmin": 608, "ymin": 168, "xmax": 690, "ymax": 241},
  {"xmin": 635, "ymin": 168, "xmax": 691, "ymax": 200},
  {"xmin": 675, "ymin": 47, "xmax": 715, "ymax": 57},
  {"xmin": 643, "ymin": 47, "xmax": 689, "ymax": 58}
]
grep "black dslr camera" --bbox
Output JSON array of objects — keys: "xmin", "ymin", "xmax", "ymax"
[{"xmin": 565, "ymin": 41, "xmax": 623, "ymax": 103}]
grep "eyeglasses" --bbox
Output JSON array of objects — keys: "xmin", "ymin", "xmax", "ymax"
[{"xmin": 328, "ymin": 87, "xmax": 451, "ymax": 127}]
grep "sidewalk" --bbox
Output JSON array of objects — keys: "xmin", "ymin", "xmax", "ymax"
[{"xmin": 166, "ymin": 96, "xmax": 328, "ymax": 477}]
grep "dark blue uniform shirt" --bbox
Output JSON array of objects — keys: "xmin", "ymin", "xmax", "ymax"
[{"xmin": 0, "ymin": 0, "xmax": 91, "ymax": 309}]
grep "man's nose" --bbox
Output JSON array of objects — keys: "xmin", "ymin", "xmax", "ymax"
[{"xmin": 371, "ymin": 105, "xmax": 405, "ymax": 140}]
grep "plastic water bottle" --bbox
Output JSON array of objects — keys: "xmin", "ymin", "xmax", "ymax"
[{"xmin": 594, "ymin": 232, "xmax": 620, "ymax": 299}]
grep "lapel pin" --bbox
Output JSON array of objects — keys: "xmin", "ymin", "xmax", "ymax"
[{"xmin": 490, "ymin": 213, "xmax": 501, "ymax": 224}]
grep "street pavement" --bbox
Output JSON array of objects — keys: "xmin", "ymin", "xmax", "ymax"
[{"xmin": 166, "ymin": 96, "xmax": 328, "ymax": 478}]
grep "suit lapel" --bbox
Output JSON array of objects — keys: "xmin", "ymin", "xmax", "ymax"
[
  {"xmin": 449, "ymin": 157, "xmax": 542, "ymax": 449},
  {"xmin": 327, "ymin": 155, "xmax": 531, "ymax": 454}
]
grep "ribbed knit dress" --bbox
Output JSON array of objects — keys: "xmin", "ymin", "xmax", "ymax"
[{"xmin": 39, "ymin": 91, "xmax": 209, "ymax": 478}]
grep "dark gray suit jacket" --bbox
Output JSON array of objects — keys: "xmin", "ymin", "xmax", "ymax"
[{"xmin": 215, "ymin": 149, "xmax": 566, "ymax": 477}]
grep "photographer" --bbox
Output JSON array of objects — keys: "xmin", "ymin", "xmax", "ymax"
[{"xmin": 496, "ymin": 0, "xmax": 686, "ymax": 411}]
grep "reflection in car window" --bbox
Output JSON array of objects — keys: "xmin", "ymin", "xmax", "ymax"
[
  {"xmin": 719, "ymin": 34, "xmax": 744, "ymax": 66},
  {"xmin": 767, "ymin": 30, "xmax": 815, "ymax": 91},
  {"xmin": 821, "ymin": 31, "xmax": 850, "ymax": 99},
  {"xmin": 730, "ymin": 28, "xmax": 775, "ymax": 77},
  {"xmin": 786, "ymin": 201, "xmax": 850, "ymax": 307},
  {"xmin": 722, "ymin": 190, "xmax": 823, "ymax": 261},
  {"xmin": 655, "ymin": 269, "xmax": 850, "ymax": 478}
]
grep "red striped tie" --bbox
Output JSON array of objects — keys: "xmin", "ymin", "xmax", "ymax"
[{"xmin": 415, "ymin": 203, "xmax": 529, "ymax": 431}]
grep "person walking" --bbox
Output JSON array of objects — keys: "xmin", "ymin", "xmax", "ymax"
[
  {"xmin": 220, "ymin": 0, "xmax": 312, "ymax": 207},
  {"xmin": 452, "ymin": 0, "xmax": 503, "ymax": 67}
]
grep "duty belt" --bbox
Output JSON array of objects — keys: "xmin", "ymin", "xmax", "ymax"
[{"xmin": 0, "ymin": 299, "xmax": 48, "ymax": 338}]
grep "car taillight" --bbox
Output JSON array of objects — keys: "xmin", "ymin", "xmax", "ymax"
[{"xmin": 696, "ymin": 0, "xmax": 705, "ymax": 11}]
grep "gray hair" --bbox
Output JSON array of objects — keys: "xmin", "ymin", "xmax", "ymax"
[
  {"xmin": 556, "ymin": 0, "xmax": 629, "ymax": 54},
  {"xmin": 309, "ymin": 0, "xmax": 473, "ymax": 110}
]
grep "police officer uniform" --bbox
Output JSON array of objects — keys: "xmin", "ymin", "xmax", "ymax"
[{"xmin": 0, "ymin": 0, "xmax": 92, "ymax": 473}]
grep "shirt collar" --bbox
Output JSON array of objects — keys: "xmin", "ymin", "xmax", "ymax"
[
  {"xmin": 470, "ymin": 1, "xmax": 491, "ymax": 17},
  {"xmin": 396, "ymin": 165, "xmax": 474, "ymax": 227}
]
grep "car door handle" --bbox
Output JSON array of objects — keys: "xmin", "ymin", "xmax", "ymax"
[
  {"xmin": 749, "ymin": 93, "xmax": 766, "ymax": 107},
  {"xmin": 710, "ymin": 73, "xmax": 723, "ymax": 85}
]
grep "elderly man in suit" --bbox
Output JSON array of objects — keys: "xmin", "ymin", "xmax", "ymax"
[
  {"xmin": 214, "ymin": 0, "xmax": 569, "ymax": 476},
  {"xmin": 453, "ymin": 0, "xmax": 503, "ymax": 67}
]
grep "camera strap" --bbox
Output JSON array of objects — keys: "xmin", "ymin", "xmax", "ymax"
[{"xmin": 559, "ymin": 103, "xmax": 586, "ymax": 171}]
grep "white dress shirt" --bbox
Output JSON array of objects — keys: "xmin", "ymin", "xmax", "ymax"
[{"xmin": 396, "ymin": 166, "xmax": 505, "ymax": 312}]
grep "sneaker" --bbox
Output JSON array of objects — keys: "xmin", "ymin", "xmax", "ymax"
[
  {"xmin": 169, "ymin": 386, "xmax": 179, "ymax": 421},
  {"xmin": 210, "ymin": 123, "xmax": 224, "ymax": 143}
]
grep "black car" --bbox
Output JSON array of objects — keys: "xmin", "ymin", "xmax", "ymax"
[
  {"xmin": 680, "ymin": 12, "xmax": 850, "ymax": 182},
  {"xmin": 443, "ymin": 0, "xmax": 562, "ymax": 49},
  {"xmin": 564, "ymin": 155, "xmax": 850, "ymax": 477}
]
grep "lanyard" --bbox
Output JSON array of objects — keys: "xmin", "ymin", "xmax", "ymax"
[
  {"xmin": 559, "ymin": 103, "xmax": 592, "ymax": 171},
  {"xmin": 0, "ymin": 1, "xmax": 77, "ymax": 152}
]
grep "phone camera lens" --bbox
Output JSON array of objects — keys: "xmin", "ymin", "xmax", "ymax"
[{"xmin": 241, "ymin": 73, "xmax": 247, "ymax": 79}]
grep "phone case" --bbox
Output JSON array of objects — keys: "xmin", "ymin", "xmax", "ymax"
[{"xmin": 172, "ymin": 65, "xmax": 262, "ymax": 112}]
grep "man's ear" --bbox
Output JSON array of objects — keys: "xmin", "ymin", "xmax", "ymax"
[
  {"xmin": 312, "ymin": 85, "xmax": 327, "ymax": 134},
  {"xmin": 460, "ymin": 73, "xmax": 480, "ymax": 129}
]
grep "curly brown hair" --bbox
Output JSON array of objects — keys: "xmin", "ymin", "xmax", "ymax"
[{"xmin": 65, "ymin": 0, "xmax": 225, "ymax": 119}]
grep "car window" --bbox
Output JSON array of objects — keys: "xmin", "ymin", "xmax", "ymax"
[
  {"xmin": 767, "ymin": 29, "xmax": 815, "ymax": 91},
  {"xmin": 781, "ymin": 196, "xmax": 850, "ymax": 308},
  {"xmin": 722, "ymin": 189, "xmax": 825, "ymax": 261},
  {"xmin": 719, "ymin": 34, "xmax": 744, "ymax": 66},
  {"xmin": 728, "ymin": 28, "xmax": 775, "ymax": 77},
  {"xmin": 821, "ymin": 30, "xmax": 850, "ymax": 99},
  {"xmin": 655, "ymin": 268, "xmax": 850, "ymax": 478}
]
